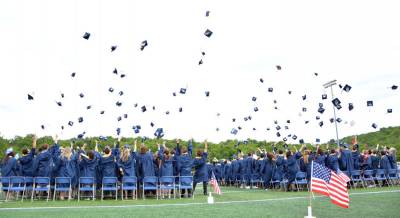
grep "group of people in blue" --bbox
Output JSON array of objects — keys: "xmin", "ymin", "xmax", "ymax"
[
  {"xmin": 1, "ymin": 135, "xmax": 398, "ymax": 200},
  {"xmin": 1, "ymin": 135, "xmax": 209, "ymax": 199}
]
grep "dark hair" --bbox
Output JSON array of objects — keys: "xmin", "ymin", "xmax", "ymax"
[
  {"xmin": 196, "ymin": 150, "xmax": 203, "ymax": 157},
  {"xmin": 22, "ymin": 148, "xmax": 29, "ymax": 155},
  {"xmin": 330, "ymin": 149, "xmax": 336, "ymax": 154},
  {"xmin": 266, "ymin": 152, "xmax": 274, "ymax": 161},
  {"xmin": 368, "ymin": 150, "xmax": 372, "ymax": 155},
  {"xmin": 164, "ymin": 149, "xmax": 171, "ymax": 160},
  {"xmin": 380, "ymin": 151, "xmax": 386, "ymax": 156},
  {"xmin": 104, "ymin": 147, "xmax": 111, "ymax": 155},
  {"xmin": 2, "ymin": 152, "xmax": 15, "ymax": 164},
  {"xmin": 278, "ymin": 150, "xmax": 283, "ymax": 155},
  {"xmin": 317, "ymin": 148, "xmax": 324, "ymax": 155},
  {"xmin": 140, "ymin": 145, "xmax": 148, "ymax": 154},
  {"xmin": 88, "ymin": 150, "xmax": 94, "ymax": 160},
  {"xmin": 286, "ymin": 151, "xmax": 292, "ymax": 158},
  {"xmin": 41, "ymin": 144, "xmax": 49, "ymax": 150},
  {"xmin": 181, "ymin": 146, "xmax": 188, "ymax": 154}
]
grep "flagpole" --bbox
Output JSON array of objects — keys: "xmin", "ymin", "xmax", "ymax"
[{"xmin": 305, "ymin": 161, "xmax": 316, "ymax": 218}]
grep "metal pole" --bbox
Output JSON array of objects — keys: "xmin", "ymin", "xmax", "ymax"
[{"xmin": 330, "ymin": 86, "xmax": 340, "ymax": 147}]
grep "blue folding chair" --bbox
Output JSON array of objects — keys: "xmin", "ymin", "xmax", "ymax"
[
  {"xmin": 295, "ymin": 172, "xmax": 308, "ymax": 191},
  {"xmin": 121, "ymin": 176, "xmax": 138, "ymax": 200},
  {"xmin": 178, "ymin": 176, "xmax": 193, "ymax": 199},
  {"xmin": 362, "ymin": 170, "xmax": 375, "ymax": 188},
  {"xmin": 0, "ymin": 177, "xmax": 10, "ymax": 200},
  {"xmin": 351, "ymin": 170, "xmax": 364, "ymax": 188},
  {"xmin": 142, "ymin": 176, "xmax": 158, "ymax": 200},
  {"xmin": 53, "ymin": 177, "xmax": 72, "ymax": 201},
  {"xmin": 159, "ymin": 176, "xmax": 175, "ymax": 199},
  {"xmin": 78, "ymin": 177, "xmax": 95, "ymax": 201},
  {"xmin": 387, "ymin": 169, "xmax": 399, "ymax": 186},
  {"xmin": 31, "ymin": 177, "xmax": 50, "ymax": 201},
  {"xmin": 374, "ymin": 169, "xmax": 389, "ymax": 187},
  {"xmin": 101, "ymin": 177, "xmax": 118, "ymax": 200},
  {"xmin": 7, "ymin": 177, "xmax": 25, "ymax": 201}
]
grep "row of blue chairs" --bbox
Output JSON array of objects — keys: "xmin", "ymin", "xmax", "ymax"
[
  {"xmin": 345, "ymin": 169, "xmax": 400, "ymax": 188},
  {"xmin": 0, "ymin": 176, "xmax": 195, "ymax": 201}
]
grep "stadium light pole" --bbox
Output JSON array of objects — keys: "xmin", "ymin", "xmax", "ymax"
[{"xmin": 323, "ymin": 80, "xmax": 340, "ymax": 147}]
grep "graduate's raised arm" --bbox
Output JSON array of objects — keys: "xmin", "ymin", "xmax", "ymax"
[
  {"xmin": 204, "ymin": 140, "xmax": 208, "ymax": 153},
  {"xmin": 95, "ymin": 140, "xmax": 99, "ymax": 152},
  {"xmin": 133, "ymin": 139, "xmax": 137, "ymax": 152}
]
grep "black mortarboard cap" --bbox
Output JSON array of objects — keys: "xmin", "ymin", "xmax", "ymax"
[
  {"xmin": 391, "ymin": 85, "xmax": 398, "ymax": 90},
  {"xmin": 100, "ymin": 110, "xmax": 105, "ymax": 114},
  {"xmin": 28, "ymin": 94, "xmax": 34, "ymax": 100},
  {"xmin": 372, "ymin": 123, "xmax": 378, "ymax": 129},
  {"xmin": 268, "ymin": 87, "xmax": 273, "ymax": 92},
  {"xmin": 318, "ymin": 107, "xmax": 325, "ymax": 114},
  {"xmin": 260, "ymin": 78, "xmax": 264, "ymax": 83},
  {"xmin": 276, "ymin": 65, "xmax": 281, "ymax": 70},
  {"xmin": 339, "ymin": 84, "xmax": 343, "ymax": 89},
  {"xmin": 348, "ymin": 103, "xmax": 354, "ymax": 111},
  {"xmin": 322, "ymin": 94, "xmax": 327, "ymax": 100},
  {"xmin": 154, "ymin": 128, "xmax": 164, "ymax": 138},
  {"xmin": 231, "ymin": 128, "xmax": 238, "ymax": 135},
  {"xmin": 78, "ymin": 117, "xmax": 83, "ymax": 123},
  {"xmin": 252, "ymin": 96, "xmax": 257, "ymax": 101},
  {"xmin": 330, "ymin": 118, "xmax": 334, "ymax": 123},
  {"xmin": 41, "ymin": 125, "xmax": 45, "ymax": 130},
  {"xmin": 232, "ymin": 118, "xmax": 236, "ymax": 122},
  {"xmin": 116, "ymin": 128, "xmax": 121, "ymax": 135},
  {"xmin": 302, "ymin": 107, "xmax": 307, "ymax": 112},
  {"xmin": 299, "ymin": 139, "xmax": 304, "ymax": 144},
  {"xmin": 319, "ymin": 103, "xmax": 323, "ymax": 108},
  {"xmin": 79, "ymin": 93, "xmax": 84, "ymax": 98},
  {"xmin": 276, "ymin": 132, "xmax": 281, "ymax": 137},
  {"xmin": 113, "ymin": 68, "xmax": 118, "ymax": 74},
  {"xmin": 109, "ymin": 87, "xmax": 114, "ymax": 92},
  {"xmin": 141, "ymin": 106, "xmax": 147, "ymax": 112},
  {"xmin": 204, "ymin": 29, "xmax": 213, "ymax": 38},
  {"xmin": 367, "ymin": 101, "xmax": 373, "ymax": 107},
  {"xmin": 140, "ymin": 40, "xmax": 148, "ymax": 51},
  {"xmin": 83, "ymin": 32, "xmax": 90, "ymax": 40},
  {"xmin": 292, "ymin": 135, "xmax": 298, "ymax": 140},
  {"xmin": 172, "ymin": 92, "xmax": 176, "ymax": 97},
  {"xmin": 152, "ymin": 106, "xmax": 156, "ymax": 110},
  {"xmin": 124, "ymin": 114, "xmax": 128, "ymax": 119},
  {"xmin": 179, "ymin": 107, "xmax": 183, "ymax": 112},
  {"xmin": 284, "ymin": 126, "xmax": 289, "ymax": 130},
  {"xmin": 314, "ymin": 72, "xmax": 318, "ymax": 76},
  {"xmin": 244, "ymin": 117, "xmax": 248, "ymax": 121},
  {"xmin": 276, "ymin": 125, "xmax": 281, "ymax": 131},
  {"xmin": 206, "ymin": 11, "xmax": 210, "ymax": 17},
  {"xmin": 61, "ymin": 126, "xmax": 64, "ymax": 130},
  {"xmin": 316, "ymin": 116, "xmax": 320, "ymax": 120},
  {"xmin": 287, "ymin": 120, "xmax": 291, "ymax": 123},
  {"xmin": 266, "ymin": 128, "xmax": 270, "ymax": 131},
  {"xmin": 198, "ymin": 59, "xmax": 203, "ymax": 65},
  {"xmin": 316, "ymin": 138, "xmax": 320, "ymax": 143},
  {"xmin": 305, "ymin": 120, "xmax": 309, "ymax": 124},
  {"xmin": 205, "ymin": 91, "xmax": 210, "ymax": 97},
  {"xmin": 202, "ymin": 51, "xmax": 206, "ymax": 56},
  {"xmin": 343, "ymin": 84, "xmax": 352, "ymax": 92},
  {"xmin": 283, "ymin": 137, "xmax": 287, "ymax": 142},
  {"xmin": 273, "ymin": 100, "xmax": 277, "ymax": 104},
  {"xmin": 86, "ymin": 105, "xmax": 91, "ymax": 110},
  {"xmin": 71, "ymin": 72, "xmax": 76, "ymax": 77},
  {"xmin": 336, "ymin": 118, "xmax": 342, "ymax": 123},
  {"xmin": 180, "ymin": 88, "xmax": 186, "ymax": 94},
  {"xmin": 150, "ymin": 122, "xmax": 154, "ymax": 127},
  {"xmin": 238, "ymin": 126, "xmax": 242, "ymax": 130},
  {"xmin": 116, "ymin": 101, "xmax": 122, "ymax": 107},
  {"xmin": 166, "ymin": 111, "xmax": 170, "ymax": 115},
  {"xmin": 120, "ymin": 74, "xmax": 126, "ymax": 78},
  {"xmin": 332, "ymin": 98, "xmax": 341, "ymax": 109},
  {"xmin": 56, "ymin": 101, "xmax": 62, "ymax": 107},
  {"xmin": 387, "ymin": 108, "xmax": 392, "ymax": 113},
  {"xmin": 119, "ymin": 91, "xmax": 124, "ymax": 96},
  {"xmin": 111, "ymin": 45, "xmax": 117, "ymax": 52},
  {"xmin": 274, "ymin": 120, "xmax": 278, "ymax": 124},
  {"xmin": 254, "ymin": 107, "xmax": 259, "ymax": 112},
  {"xmin": 302, "ymin": 95, "xmax": 307, "ymax": 100},
  {"xmin": 61, "ymin": 93, "xmax": 64, "ymax": 98},
  {"xmin": 68, "ymin": 121, "xmax": 74, "ymax": 126}
]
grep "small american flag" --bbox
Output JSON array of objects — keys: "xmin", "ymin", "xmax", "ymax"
[
  {"xmin": 311, "ymin": 162, "xmax": 350, "ymax": 208},
  {"xmin": 210, "ymin": 171, "xmax": 222, "ymax": 195}
]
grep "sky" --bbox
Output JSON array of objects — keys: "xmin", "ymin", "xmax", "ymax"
[{"xmin": 0, "ymin": 0, "xmax": 399, "ymax": 143}]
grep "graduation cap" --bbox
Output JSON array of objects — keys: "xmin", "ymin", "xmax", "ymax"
[
  {"xmin": 79, "ymin": 93, "xmax": 84, "ymax": 98},
  {"xmin": 252, "ymin": 96, "xmax": 257, "ymax": 101},
  {"xmin": 61, "ymin": 93, "xmax": 64, "ymax": 98},
  {"xmin": 283, "ymin": 143, "xmax": 288, "ymax": 149},
  {"xmin": 116, "ymin": 101, "xmax": 122, "ymax": 107},
  {"xmin": 205, "ymin": 10, "xmax": 210, "ymax": 17},
  {"xmin": 276, "ymin": 65, "xmax": 282, "ymax": 70},
  {"xmin": 316, "ymin": 116, "xmax": 320, "ymax": 120},
  {"xmin": 108, "ymin": 87, "xmax": 114, "ymax": 93},
  {"xmin": 332, "ymin": 98, "xmax": 342, "ymax": 109},
  {"xmin": 343, "ymin": 84, "xmax": 352, "ymax": 92},
  {"xmin": 111, "ymin": 45, "xmax": 117, "ymax": 52},
  {"xmin": 134, "ymin": 103, "xmax": 138, "ymax": 107},
  {"xmin": 41, "ymin": 125, "xmax": 45, "ymax": 130},
  {"xmin": 302, "ymin": 107, "xmax": 307, "ymax": 112},
  {"xmin": 100, "ymin": 110, "xmax": 105, "ymax": 114},
  {"xmin": 260, "ymin": 78, "xmax": 264, "ymax": 83},
  {"xmin": 305, "ymin": 120, "xmax": 309, "ymax": 124},
  {"xmin": 172, "ymin": 92, "xmax": 176, "ymax": 97},
  {"xmin": 78, "ymin": 117, "xmax": 83, "ymax": 123},
  {"xmin": 83, "ymin": 32, "xmax": 90, "ymax": 40},
  {"xmin": 113, "ymin": 68, "xmax": 118, "ymax": 74},
  {"xmin": 336, "ymin": 118, "xmax": 342, "ymax": 123},
  {"xmin": 276, "ymin": 132, "xmax": 281, "ymax": 137},
  {"xmin": 268, "ymin": 87, "xmax": 273, "ymax": 92},
  {"xmin": 387, "ymin": 108, "xmax": 393, "ymax": 113},
  {"xmin": 205, "ymin": 91, "xmax": 210, "ymax": 97},
  {"xmin": 318, "ymin": 103, "xmax": 323, "ymax": 108},
  {"xmin": 266, "ymin": 128, "xmax": 270, "ymax": 131},
  {"xmin": 283, "ymin": 137, "xmax": 287, "ymax": 142},
  {"xmin": 56, "ymin": 101, "xmax": 62, "ymax": 107},
  {"xmin": 284, "ymin": 126, "xmax": 289, "ymax": 130},
  {"xmin": 367, "ymin": 101, "xmax": 373, "ymax": 107},
  {"xmin": 120, "ymin": 74, "xmax": 126, "ymax": 78},
  {"xmin": 77, "ymin": 132, "xmax": 86, "ymax": 139},
  {"xmin": 338, "ymin": 84, "xmax": 343, "ymax": 89},
  {"xmin": 316, "ymin": 138, "xmax": 320, "ymax": 143},
  {"xmin": 348, "ymin": 103, "xmax": 354, "ymax": 111},
  {"xmin": 204, "ymin": 29, "xmax": 213, "ymax": 38},
  {"xmin": 292, "ymin": 135, "xmax": 298, "ymax": 140},
  {"xmin": 273, "ymin": 100, "xmax": 277, "ymax": 104},
  {"xmin": 118, "ymin": 91, "xmax": 124, "ymax": 96},
  {"xmin": 165, "ymin": 111, "xmax": 170, "ymax": 115},
  {"xmin": 391, "ymin": 85, "xmax": 398, "ymax": 90},
  {"xmin": 150, "ymin": 122, "xmax": 154, "ymax": 127},
  {"xmin": 238, "ymin": 126, "xmax": 242, "ymax": 130},
  {"xmin": 68, "ymin": 121, "xmax": 74, "ymax": 126},
  {"xmin": 180, "ymin": 88, "xmax": 187, "ymax": 94},
  {"xmin": 329, "ymin": 118, "xmax": 335, "ymax": 123},
  {"xmin": 179, "ymin": 107, "xmax": 183, "ymax": 112},
  {"xmin": 372, "ymin": 123, "xmax": 378, "ymax": 129},
  {"xmin": 86, "ymin": 105, "xmax": 91, "ymax": 110},
  {"xmin": 61, "ymin": 126, "xmax": 64, "ymax": 130},
  {"xmin": 299, "ymin": 139, "xmax": 304, "ymax": 144},
  {"xmin": 314, "ymin": 72, "xmax": 318, "ymax": 76},
  {"xmin": 154, "ymin": 128, "xmax": 164, "ymax": 138},
  {"xmin": 140, "ymin": 40, "xmax": 148, "ymax": 51},
  {"xmin": 274, "ymin": 120, "xmax": 278, "ymax": 124},
  {"xmin": 244, "ymin": 117, "xmax": 248, "ymax": 121},
  {"xmin": 141, "ymin": 106, "xmax": 147, "ymax": 112},
  {"xmin": 152, "ymin": 106, "xmax": 156, "ymax": 110},
  {"xmin": 28, "ymin": 94, "xmax": 34, "ymax": 100},
  {"xmin": 216, "ymin": 128, "xmax": 220, "ymax": 132},
  {"xmin": 71, "ymin": 72, "xmax": 76, "ymax": 77},
  {"xmin": 318, "ymin": 107, "xmax": 325, "ymax": 114},
  {"xmin": 248, "ymin": 116, "xmax": 252, "ymax": 120},
  {"xmin": 232, "ymin": 118, "xmax": 236, "ymax": 122},
  {"xmin": 202, "ymin": 51, "xmax": 206, "ymax": 56},
  {"xmin": 302, "ymin": 95, "xmax": 307, "ymax": 100},
  {"xmin": 322, "ymin": 94, "xmax": 327, "ymax": 100},
  {"xmin": 198, "ymin": 59, "xmax": 203, "ymax": 65},
  {"xmin": 231, "ymin": 128, "xmax": 238, "ymax": 135},
  {"xmin": 276, "ymin": 125, "xmax": 281, "ymax": 131},
  {"xmin": 99, "ymin": 136, "xmax": 107, "ymax": 141},
  {"xmin": 117, "ymin": 116, "xmax": 122, "ymax": 121},
  {"xmin": 254, "ymin": 107, "xmax": 259, "ymax": 112},
  {"xmin": 252, "ymin": 128, "xmax": 256, "ymax": 131},
  {"xmin": 116, "ymin": 128, "xmax": 121, "ymax": 135},
  {"xmin": 274, "ymin": 106, "xmax": 278, "ymax": 110}
]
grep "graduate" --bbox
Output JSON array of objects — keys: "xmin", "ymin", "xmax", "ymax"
[
  {"xmin": 231, "ymin": 156, "xmax": 241, "ymax": 186},
  {"xmin": 260, "ymin": 152, "xmax": 275, "ymax": 190},
  {"xmin": 387, "ymin": 147, "xmax": 397, "ymax": 169},
  {"xmin": 299, "ymin": 149, "xmax": 312, "ymax": 181},
  {"xmin": 286, "ymin": 144, "xmax": 305, "ymax": 191},
  {"xmin": 136, "ymin": 141, "xmax": 155, "ymax": 186},
  {"xmin": 339, "ymin": 144, "xmax": 354, "ymax": 176},
  {"xmin": 366, "ymin": 149, "xmax": 380, "ymax": 170},
  {"xmin": 32, "ymin": 136, "xmax": 58, "ymax": 177},
  {"xmin": 176, "ymin": 139, "xmax": 193, "ymax": 197},
  {"xmin": 79, "ymin": 141, "xmax": 101, "ymax": 183},
  {"xmin": 118, "ymin": 141, "xmax": 137, "ymax": 178},
  {"xmin": 53, "ymin": 143, "xmax": 78, "ymax": 200},
  {"xmin": 192, "ymin": 140, "xmax": 208, "ymax": 195},
  {"xmin": 352, "ymin": 145, "xmax": 362, "ymax": 170},
  {"xmin": 273, "ymin": 150, "xmax": 286, "ymax": 182},
  {"xmin": 315, "ymin": 146, "xmax": 326, "ymax": 167},
  {"xmin": 18, "ymin": 135, "xmax": 37, "ymax": 177},
  {"xmin": 1, "ymin": 148, "xmax": 18, "ymax": 177},
  {"xmin": 326, "ymin": 148, "xmax": 340, "ymax": 172}
]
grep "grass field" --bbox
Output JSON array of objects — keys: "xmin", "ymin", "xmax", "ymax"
[{"xmin": 0, "ymin": 187, "xmax": 399, "ymax": 218}]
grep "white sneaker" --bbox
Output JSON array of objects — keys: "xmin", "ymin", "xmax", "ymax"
[
  {"xmin": 245, "ymin": 186, "xmax": 250, "ymax": 189},
  {"xmin": 265, "ymin": 189, "xmax": 269, "ymax": 191}
]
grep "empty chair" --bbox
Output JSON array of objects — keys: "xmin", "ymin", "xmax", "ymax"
[
  {"xmin": 121, "ymin": 176, "xmax": 138, "ymax": 200},
  {"xmin": 101, "ymin": 177, "xmax": 118, "ymax": 200},
  {"xmin": 294, "ymin": 172, "xmax": 308, "ymax": 191},
  {"xmin": 53, "ymin": 177, "xmax": 72, "ymax": 201},
  {"xmin": 0, "ymin": 177, "xmax": 10, "ymax": 200},
  {"xmin": 22, "ymin": 177, "xmax": 34, "ymax": 201},
  {"xmin": 7, "ymin": 177, "xmax": 25, "ymax": 201},
  {"xmin": 374, "ymin": 169, "xmax": 389, "ymax": 187},
  {"xmin": 78, "ymin": 177, "xmax": 95, "ymax": 201},
  {"xmin": 178, "ymin": 176, "xmax": 193, "ymax": 199},
  {"xmin": 387, "ymin": 169, "xmax": 399, "ymax": 186},
  {"xmin": 362, "ymin": 170, "xmax": 375, "ymax": 188},
  {"xmin": 159, "ymin": 176, "xmax": 175, "ymax": 199},
  {"xmin": 31, "ymin": 177, "xmax": 50, "ymax": 201},
  {"xmin": 350, "ymin": 170, "xmax": 364, "ymax": 188},
  {"xmin": 142, "ymin": 176, "xmax": 158, "ymax": 200}
]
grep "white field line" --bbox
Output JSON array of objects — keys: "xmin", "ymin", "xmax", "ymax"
[{"xmin": 0, "ymin": 190, "xmax": 398, "ymax": 211}]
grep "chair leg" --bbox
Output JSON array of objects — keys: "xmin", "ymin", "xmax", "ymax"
[{"xmin": 78, "ymin": 189, "xmax": 80, "ymax": 202}]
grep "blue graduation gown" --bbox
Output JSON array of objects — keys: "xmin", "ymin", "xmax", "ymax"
[
  {"xmin": 379, "ymin": 155, "xmax": 391, "ymax": 174},
  {"xmin": 18, "ymin": 148, "xmax": 36, "ymax": 176},
  {"xmin": 158, "ymin": 152, "xmax": 173, "ymax": 177},
  {"xmin": 352, "ymin": 151, "xmax": 361, "ymax": 170},
  {"xmin": 315, "ymin": 154, "xmax": 326, "ymax": 167},
  {"xmin": 287, "ymin": 152, "xmax": 301, "ymax": 183},
  {"xmin": 54, "ymin": 153, "xmax": 78, "ymax": 186},
  {"xmin": 1, "ymin": 157, "xmax": 18, "ymax": 177},
  {"xmin": 33, "ymin": 150, "xmax": 53, "ymax": 177},
  {"xmin": 388, "ymin": 154, "xmax": 397, "ymax": 169},
  {"xmin": 193, "ymin": 152, "xmax": 208, "ymax": 183},
  {"xmin": 232, "ymin": 159, "xmax": 241, "ymax": 180},
  {"xmin": 118, "ymin": 152, "xmax": 137, "ymax": 177},
  {"xmin": 79, "ymin": 152, "xmax": 100, "ymax": 183},
  {"xmin": 273, "ymin": 155, "xmax": 285, "ymax": 181},
  {"xmin": 339, "ymin": 149, "xmax": 353, "ymax": 175},
  {"xmin": 260, "ymin": 158, "xmax": 275, "ymax": 185},
  {"xmin": 99, "ymin": 154, "xmax": 117, "ymax": 179},
  {"xmin": 136, "ymin": 152, "xmax": 155, "ymax": 179},
  {"xmin": 326, "ymin": 153, "xmax": 339, "ymax": 172}
]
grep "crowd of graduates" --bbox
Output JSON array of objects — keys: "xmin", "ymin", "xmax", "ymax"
[{"xmin": 0, "ymin": 135, "xmax": 398, "ymax": 200}]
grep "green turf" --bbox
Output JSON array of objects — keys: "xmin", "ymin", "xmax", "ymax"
[{"xmin": 0, "ymin": 187, "xmax": 399, "ymax": 218}]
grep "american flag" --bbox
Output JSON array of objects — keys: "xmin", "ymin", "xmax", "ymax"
[
  {"xmin": 337, "ymin": 169, "xmax": 351, "ymax": 183},
  {"xmin": 210, "ymin": 171, "xmax": 222, "ymax": 195},
  {"xmin": 311, "ymin": 162, "xmax": 350, "ymax": 208}
]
